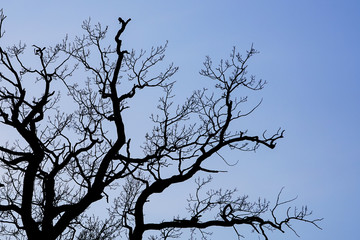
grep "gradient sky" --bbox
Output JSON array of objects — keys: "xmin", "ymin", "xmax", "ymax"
[{"xmin": 1, "ymin": 1, "xmax": 359, "ymax": 239}]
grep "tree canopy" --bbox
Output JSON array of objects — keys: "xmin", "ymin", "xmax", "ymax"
[{"xmin": 0, "ymin": 11, "xmax": 321, "ymax": 240}]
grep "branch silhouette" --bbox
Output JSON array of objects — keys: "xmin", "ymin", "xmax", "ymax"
[{"xmin": 0, "ymin": 10, "xmax": 321, "ymax": 240}]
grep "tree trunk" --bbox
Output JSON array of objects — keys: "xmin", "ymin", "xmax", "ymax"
[{"xmin": 129, "ymin": 228, "xmax": 144, "ymax": 240}]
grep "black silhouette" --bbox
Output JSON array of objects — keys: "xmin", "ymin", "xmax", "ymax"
[{"xmin": 0, "ymin": 9, "xmax": 321, "ymax": 240}]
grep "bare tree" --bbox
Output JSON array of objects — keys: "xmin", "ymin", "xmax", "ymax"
[{"xmin": 0, "ymin": 10, "xmax": 321, "ymax": 240}]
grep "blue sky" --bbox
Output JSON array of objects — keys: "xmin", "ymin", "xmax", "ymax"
[{"xmin": 1, "ymin": 0, "xmax": 359, "ymax": 239}]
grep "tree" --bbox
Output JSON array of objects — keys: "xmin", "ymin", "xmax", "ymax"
[{"xmin": 0, "ymin": 10, "xmax": 321, "ymax": 240}]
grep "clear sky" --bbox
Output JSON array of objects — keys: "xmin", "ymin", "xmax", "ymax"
[{"xmin": 1, "ymin": 0, "xmax": 359, "ymax": 239}]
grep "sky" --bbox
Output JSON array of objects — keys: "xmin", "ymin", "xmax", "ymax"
[{"xmin": 0, "ymin": 0, "xmax": 360, "ymax": 239}]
